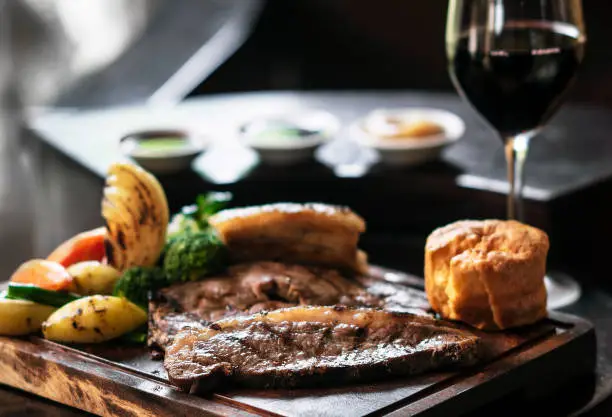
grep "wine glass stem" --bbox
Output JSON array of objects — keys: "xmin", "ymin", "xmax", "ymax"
[{"xmin": 504, "ymin": 134, "xmax": 531, "ymax": 221}]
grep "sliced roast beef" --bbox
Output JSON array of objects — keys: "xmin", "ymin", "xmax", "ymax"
[
  {"xmin": 164, "ymin": 306, "xmax": 482, "ymax": 393},
  {"xmin": 148, "ymin": 262, "xmax": 430, "ymax": 351}
]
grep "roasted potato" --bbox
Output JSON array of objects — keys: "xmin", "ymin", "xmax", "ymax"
[
  {"xmin": 42, "ymin": 295, "xmax": 146, "ymax": 343},
  {"xmin": 0, "ymin": 299, "xmax": 55, "ymax": 336},
  {"xmin": 67, "ymin": 261, "xmax": 120, "ymax": 295}
]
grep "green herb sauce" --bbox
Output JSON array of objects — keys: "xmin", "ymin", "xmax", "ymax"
[{"xmin": 137, "ymin": 138, "xmax": 187, "ymax": 152}]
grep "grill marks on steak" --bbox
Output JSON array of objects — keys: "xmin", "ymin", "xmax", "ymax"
[
  {"xmin": 147, "ymin": 305, "xmax": 207, "ymax": 354},
  {"xmin": 164, "ymin": 306, "xmax": 482, "ymax": 393},
  {"xmin": 148, "ymin": 262, "xmax": 430, "ymax": 350}
]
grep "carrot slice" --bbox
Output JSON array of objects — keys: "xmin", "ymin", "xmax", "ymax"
[
  {"xmin": 47, "ymin": 227, "xmax": 107, "ymax": 268},
  {"xmin": 10, "ymin": 259, "xmax": 73, "ymax": 291}
]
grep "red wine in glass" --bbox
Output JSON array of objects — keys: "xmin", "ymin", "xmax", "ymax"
[{"xmin": 451, "ymin": 22, "xmax": 584, "ymax": 138}]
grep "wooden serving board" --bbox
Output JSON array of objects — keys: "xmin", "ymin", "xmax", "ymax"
[{"xmin": 0, "ymin": 268, "xmax": 597, "ymax": 417}]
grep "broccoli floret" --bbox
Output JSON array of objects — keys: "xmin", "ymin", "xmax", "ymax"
[
  {"xmin": 161, "ymin": 192, "xmax": 231, "ymax": 279},
  {"xmin": 156, "ymin": 234, "xmax": 178, "ymax": 267},
  {"xmin": 167, "ymin": 192, "xmax": 232, "ymax": 239},
  {"xmin": 159, "ymin": 224, "xmax": 192, "ymax": 266},
  {"xmin": 167, "ymin": 205, "xmax": 201, "ymax": 239},
  {"xmin": 113, "ymin": 266, "xmax": 168, "ymax": 309},
  {"xmin": 163, "ymin": 230, "xmax": 227, "ymax": 283}
]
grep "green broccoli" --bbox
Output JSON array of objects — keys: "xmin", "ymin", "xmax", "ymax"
[
  {"xmin": 167, "ymin": 205, "xmax": 201, "ymax": 239},
  {"xmin": 163, "ymin": 230, "xmax": 227, "ymax": 282},
  {"xmin": 166, "ymin": 192, "xmax": 232, "ymax": 239},
  {"xmin": 156, "ymin": 235, "xmax": 177, "ymax": 267},
  {"xmin": 113, "ymin": 266, "xmax": 168, "ymax": 309}
]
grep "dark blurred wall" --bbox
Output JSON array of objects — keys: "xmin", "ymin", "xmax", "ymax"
[{"xmin": 192, "ymin": 0, "xmax": 610, "ymax": 106}]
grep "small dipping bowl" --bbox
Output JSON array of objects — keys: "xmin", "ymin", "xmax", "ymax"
[
  {"xmin": 350, "ymin": 108, "xmax": 466, "ymax": 167},
  {"xmin": 238, "ymin": 110, "xmax": 340, "ymax": 165},
  {"xmin": 120, "ymin": 129, "xmax": 208, "ymax": 174}
]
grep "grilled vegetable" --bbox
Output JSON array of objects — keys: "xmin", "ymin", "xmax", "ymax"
[
  {"xmin": 42, "ymin": 295, "xmax": 147, "ymax": 343},
  {"xmin": 67, "ymin": 261, "xmax": 121, "ymax": 295},
  {"xmin": 113, "ymin": 266, "xmax": 168, "ymax": 309},
  {"xmin": 156, "ymin": 236, "xmax": 177, "ymax": 267},
  {"xmin": 167, "ymin": 192, "xmax": 232, "ymax": 238},
  {"xmin": 47, "ymin": 227, "xmax": 107, "ymax": 267},
  {"xmin": 10, "ymin": 259, "xmax": 74, "ymax": 292},
  {"xmin": 167, "ymin": 206, "xmax": 201, "ymax": 239},
  {"xmin": 0, "ymin": 299, "xmax": 56, "ymax": 336},
  {"xmin": 163, "ymin": 230, "xmax": 227, "ymax": 283},
  {"xmin": 7, "ymin": 283, "xmax": 79, "ymax": 308},
  {"xmin": 102, "ymin": 163, "xmax": 169, "ymax": 272}
]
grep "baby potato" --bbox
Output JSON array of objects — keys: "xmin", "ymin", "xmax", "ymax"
[
  {"xmin": 42, "ymin": 295, "xmax": 146, "ymax": 343},
  {"xmin": 67, "ymin": 261, "xmax": 120, "ymax": 295},
  {"xmin": 0, "ymin": 299, "xmax": 56, "ymax": 336}
]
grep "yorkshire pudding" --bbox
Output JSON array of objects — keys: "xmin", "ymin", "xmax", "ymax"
[{"xmin": 425, "ymin": 220, "xmax": 549, "ymax": 330}]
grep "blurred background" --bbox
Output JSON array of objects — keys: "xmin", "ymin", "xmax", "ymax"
[
  {"xmin": 3, "ymin": 0, "xmax": 612, "ymax": 278},
  {"xmin": 6, "ymin": 0, "xmax": 612, "ymax": 107}
]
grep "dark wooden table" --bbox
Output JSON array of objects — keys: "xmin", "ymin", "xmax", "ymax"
[{"xmin": 2, "ymin": 91, "xmax": 612, "ymax": 416}]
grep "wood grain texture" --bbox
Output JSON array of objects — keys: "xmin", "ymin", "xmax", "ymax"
[
  {"xmin": 0, "ymin": 336, "xmax": 257, "ymax": 417},
  {"xmin": 0, "ymin": 268, "xmax": 597, "ymax": 417}
]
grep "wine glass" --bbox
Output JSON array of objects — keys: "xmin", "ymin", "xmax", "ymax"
[{"xmin": 446, "ymin": 0, "xmax": 586, "ymax": 308}]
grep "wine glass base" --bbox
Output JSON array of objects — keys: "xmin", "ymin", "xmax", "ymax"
[{"xmin": 544, "ymin": 272, "xmax": 581, "ymax": 310}]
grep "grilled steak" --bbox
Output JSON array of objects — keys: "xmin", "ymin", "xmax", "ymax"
[
  {"xmin": 164, "ymin": 306, "xmax": 482, "ymax": 393},
  {"xmin": 147, "ymin": 306, "xmax": 208, "ymax": 354},
  {"xmin": 208, "ymin": 203, "xmax": 368, "ymax": 273},
  {"xmin": 148, "ymin": 262, "xmax": 430, "ymax": 351}
]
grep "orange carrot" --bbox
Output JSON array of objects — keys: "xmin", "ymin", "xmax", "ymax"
[
  {"xmin": 10, "ymin": 259, "xmax": 74, "ymax": 291},
  {"xmin": 47, "ymin": 227, "xmax": 107, "ymax": 268}
]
